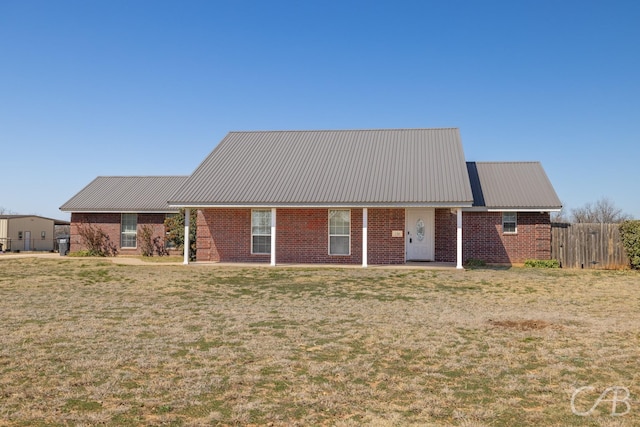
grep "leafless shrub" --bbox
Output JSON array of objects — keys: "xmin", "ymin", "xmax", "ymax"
[
  {"xmin": 76, "ymin": 222, "xmax": 118, "ymax": 256},
  {"xmin": 138, "ymin": 225, "xmax": 168, "ymax": 257}
]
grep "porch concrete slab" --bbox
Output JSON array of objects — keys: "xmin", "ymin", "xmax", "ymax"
[
  {"xmin": 190, "ymin": 261, "xmax": 460, "ymax": 270},
  {"xmin": 0, "ymin": 252, "xmax": 461, "ymax": 270}
]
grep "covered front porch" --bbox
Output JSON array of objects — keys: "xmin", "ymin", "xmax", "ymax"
[{"xmin": 181, "ymin": 207, "xmax": 465, "ymax": 269}]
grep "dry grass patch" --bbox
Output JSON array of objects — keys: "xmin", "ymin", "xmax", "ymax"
[
  {"xmin": 488, "ymin": 319, "xmax": 558, "ymax": 331},
  {"xmin": 0, "ymin": 258, "xmax": 639, "ymax": 426}
]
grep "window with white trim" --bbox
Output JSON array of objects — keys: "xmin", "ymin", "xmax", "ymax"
[
  {"xmin": 329, "ymin": 209, "xmax": 350, "ymax": 255},
  {"xmin": 502, "ymin": 212, "xmax": 517, "ymax": 234},
  {"xmin": 121, "ymin": 213, "xmax": 138, "ymax": 248},
  {"xmin": 251, "ymin": 209, "xmax": 271, "ymax": 254}
]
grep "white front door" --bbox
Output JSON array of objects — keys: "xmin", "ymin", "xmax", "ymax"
[
  {"xmin": 24, "ymin": 231, "xmax": 31, "ymax": 251},
  {"xmin": 406, "ymin": 208, "xmax": 434, "ymax": 261}
]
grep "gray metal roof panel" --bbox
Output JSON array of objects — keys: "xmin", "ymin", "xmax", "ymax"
[
  {"xmin": 169, "ymin": 129, "xmax": 474, "ymax": 206},
  {"xmin": 60, "ymin": 176, "xmax": 189, "ymax": 212},
  {"xmin": 467, "ymin": 162, "xmax": 562, "ymax": 209}
]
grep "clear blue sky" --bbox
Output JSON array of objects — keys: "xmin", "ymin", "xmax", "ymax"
[{"xmin": 2, "ymin": 0, "xmax": 639, "ymax": 220}]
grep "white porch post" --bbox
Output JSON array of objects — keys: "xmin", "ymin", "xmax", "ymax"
[
  {"xmin": 362, "ymin": 208, "xmax": 368, "ymax": 268},
  {"xmin": 456, "ymin": 208, "xmax": 463, "ymax": 269},
  {"xmin": 183, "ymin": 208, "xmax": 190, "ymax": 265},
  {"xmin": 270, "ymin": 208, "xmax": 276, "ymax": 266}
]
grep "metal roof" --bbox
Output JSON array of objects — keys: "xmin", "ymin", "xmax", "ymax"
[
  {"xmin": 466, "ymin": 162, "xmax": 562, "ymax": 210},
  {"xmin": 0, "ymin": 215, "xmax": 70, "ymax": 225},
  {"xmin": 169, "ymin": 129, "xmax": 474, "ymax": 207},
  {"xmin": 60, "ymin": 176, "xmax": 189, "ymax": 212}
]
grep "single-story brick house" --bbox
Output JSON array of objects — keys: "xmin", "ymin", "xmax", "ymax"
[
  {"xmin": 60, "ymin": 176, "xmax": 188, "ymax": 255},
  {"xmin": 61, "ymin": 128, "xmax": 561, "ymax": 267},
  {"xmin": 167, "ymin": 128, "xmax": 561, "ymax": 267}
]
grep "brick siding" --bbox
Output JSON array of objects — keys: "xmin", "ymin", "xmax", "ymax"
[
  {"xmin": 432, "ymin": 208, "xmax": 453, "ymax": 262},
  {"xmin": 459, "ymin": 211, "xmax": 551, "ymax": 263},
  {"xmin": 368, "ymin": 208, "xmax": 405, "ymax": 264},
  {"xmin": 71, "ymin": 208, "xmax": 551, "ymax": 264},
  {"xmin": 197, "ymin": 208, "xmax": 551, "ymax": 265},
  {"xmin": 70, "ymin": 212, "xmax": 175, "ymax": 255},
  {"xmin": 197, "ymin": 208, "xmax": 406, "ymax": 264},
  {"xmin": 435, "ymin": 210, "xmax": 552, "ymax": 264},
  {"xmin": 196, "ymin": 209, "xmax": 270, "ymax": 263}
]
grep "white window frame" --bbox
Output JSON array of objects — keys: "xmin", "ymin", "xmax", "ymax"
[
  {"xmin": 251, "ymin": 209, "xmax": 272, "ymax": 254},
  {"xmin": 328, "ymin": 209, "xmax": 351, "ymax": 256},
  {"xmin": 502, "ymin": 212, "xmax": 517, "ymax": 234},
  {"xmin": 121, "ymin": 213, "xmax": 138, "ymax": 248}
]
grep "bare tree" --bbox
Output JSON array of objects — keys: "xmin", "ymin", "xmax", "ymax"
[
  {"xmin": 0, "ymin": 207, "xmax": 17, "ymax": 215},
  {"xmin": 571, "ymin": 197, "xmax": 631, "ymax": 223},
  {"xmin": 55, "ymin": 225, "xmax": 70, "ymax": 238},
  {"xmin": 551, "ymin": 202, "xmax": 569, "ymax": 223}
]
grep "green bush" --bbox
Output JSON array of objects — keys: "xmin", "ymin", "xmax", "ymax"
[
  {"xmin": 68, "ymin": 250, "xmax": 95, "ymax": 257},
  {"xmin": 619, "ymin": 220, "xmax": 640, "ymax": 270},
  {"xmin": 524, "ymin": 259, "xmax": 560, "ymax": 268},
  {"xmin": 464, "ymin": 258, "xmax": 486, "ymax": 268},
  {"xmin": 164, "ymin": 209, "xmax": 197, "ymax": 261}
]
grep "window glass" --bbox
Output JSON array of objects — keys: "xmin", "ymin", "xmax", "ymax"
[
  {"xmin": 503, "ymin": 212, "xmax": 517, "ymax": 233},
  {"xmin": 329, "ymin": 210, "xmax": 350, "ymax": 255},
  {"xmin": 121, "ymin": 213, "xmax": 138, "ymax": 248},
  {"xmin": 252, "ymin": 210, "xmax": 271, "ymax": 254}
]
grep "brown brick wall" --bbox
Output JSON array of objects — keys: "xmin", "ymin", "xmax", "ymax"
[
  {"xmin": 194, "ymin": 208, "xmax": 552, "ymax": 265},
  {"xmin": 70, "ymin": 212, "xmax": 174, "ymax": 255},
  {"xmin": 197, "ymin": 208, "xmax": 406, "ymax": 264},
  {"xmin": 196, "ymin": 209, "xmax": 270, "ymax": 262},
  {"xmin": 434, "ymin": 210, "xmax": 551, "ymax": 264},
  {"xmin": 435, "ymin": 208, "xmax": 457, "ymax": 262},
  {"xmin": 368, "ymin": 208, "xmax": 405, "ymax": 264},
  {"xmin": 462, "ymin": 211, "xmax": 551, "ymax": 263},
  {"xmin": 276, "ymin": 209, "xmax": 362, "ymax": 264}
]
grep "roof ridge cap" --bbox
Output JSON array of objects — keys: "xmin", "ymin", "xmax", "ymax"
[
  {"xmin": 95, "ymin": 175, "xmax": 189, "ymax": 178},
  {"xmin": 228, "ymin": 127, "xmax": 460, "ymax": 134},
  {"xmin": 472, "ymin": 161, "xmax": 541, "ymax": 164}
]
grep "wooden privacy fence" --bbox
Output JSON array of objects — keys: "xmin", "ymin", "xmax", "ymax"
[{"xmin": 551, "ymin": 223, "xmax": 629, "ymax": 269}]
